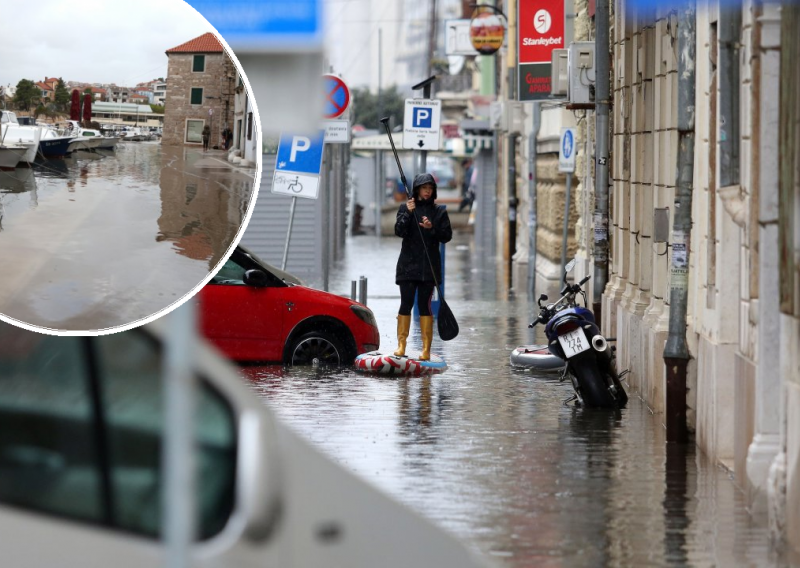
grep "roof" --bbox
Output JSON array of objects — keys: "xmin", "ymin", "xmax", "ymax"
[
  {"xmin": 35, "ymin": 82, "xmax": 54, "ymax": 91},
  {"xmin": 166, "ymin": 32, "xmax": 223, "ymax": 54},
  {"xmin": 92, "ymin": 101, "xmax": 154, "ymax": 115}
]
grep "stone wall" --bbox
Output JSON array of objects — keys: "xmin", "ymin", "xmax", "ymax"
[{"xmin": 162, "ymin": 52, "xmax": 235, "ymax": 148}]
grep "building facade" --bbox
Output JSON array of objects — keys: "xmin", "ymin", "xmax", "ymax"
[
  {"xmin": 488, "ymin": 0, "xmax": 799, "ymax": 555},
  {"xmin": 162, "ymin": 32, "xmax": 235, "ymax": 148}
]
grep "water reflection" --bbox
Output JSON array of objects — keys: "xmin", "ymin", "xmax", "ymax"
[{"xmin": 0, "ymin": 143, "xmax": 255, "ymax": 330}]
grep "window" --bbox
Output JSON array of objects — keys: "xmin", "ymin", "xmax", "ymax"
[
  {"xmin": 0, "ymin": 325, "xmax": 237, "ymax": 540},
  {"xmin": 247, "ymin": 112, "xmax": 253, "ymax": 141},
  {"xmin": 210, "ymin": 257, "xmax": 247, "ymax": 285},
  {"xmin": 192, "ymin": 55, "xmax": 206, "ymax": 73},
  {"xmin": 190, "ymin": 87, "xmax": 203, "ymax": 105},
  {"xmin": 186, "ymin": 119, "xmax": 204, "ymax": 144}
]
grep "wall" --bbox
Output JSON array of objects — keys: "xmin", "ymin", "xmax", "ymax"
[{"xmin": 162, "ymin": 52, "xmax": 234, "ymax": 148}]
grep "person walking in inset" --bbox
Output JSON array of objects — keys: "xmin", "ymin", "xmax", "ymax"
[
  {"xmin": 202, "ymin": 124, "xmax": 211, "ymax": 152},
  {"xmin": 393, "ymin": 173, "xmax": 452, "ymax": 361}
]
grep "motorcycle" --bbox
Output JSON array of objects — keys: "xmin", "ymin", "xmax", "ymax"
[{"xmin": 529, "ymin": 259, "xmax": 628, "ymax": 408}]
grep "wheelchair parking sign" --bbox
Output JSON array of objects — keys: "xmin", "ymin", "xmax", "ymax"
[{"xmin": 273, "ymin": 131, "xmax": 325, "ymax": 199}]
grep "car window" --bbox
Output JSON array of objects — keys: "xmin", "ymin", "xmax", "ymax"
[
  {"xmin": 0, "ymin": 325, "xmax": 237, "ymax": 540},
  {"xmin": 210, "ymin": 257, "xmax": 247, "ymax": 285}
]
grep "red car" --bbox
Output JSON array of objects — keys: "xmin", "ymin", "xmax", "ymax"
[{"xmin": 199, "ymin": 245, "xmax": 380, "ymax": 365}]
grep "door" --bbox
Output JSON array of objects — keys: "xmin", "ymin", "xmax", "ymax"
[{"xmin": 199, "ymin": 253, "xmax": 285, "ymax": 361}]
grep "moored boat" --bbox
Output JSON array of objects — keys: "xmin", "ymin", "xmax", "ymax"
[{"xmin": 0, "ymin": 144, "xmax": 28, "ymax": 170}]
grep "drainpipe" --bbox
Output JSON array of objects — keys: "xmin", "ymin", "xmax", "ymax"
[
  {"xmin": 508, "ymin": 132, "xmax": 518, "ymax": 290},
  {"xmin": 663, "ymin": 0, "xmax": 696, "ymax": 445},
  {"xmin": 592, "ymin": 0, "xmax": 611, "ymax": 327},
  {"xmin": 528, "ymin": 102, "xmax": 541, "ymax": 297}
]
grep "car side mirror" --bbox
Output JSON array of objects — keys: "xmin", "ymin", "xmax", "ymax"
[{"xmin": 244, "ymin": 269, "xmax": 269, "ymax": 288}]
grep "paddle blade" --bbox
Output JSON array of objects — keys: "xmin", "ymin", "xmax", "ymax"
[{"xmin": 437, "ymin": 299, "xmax": 459, "ymax": 341}]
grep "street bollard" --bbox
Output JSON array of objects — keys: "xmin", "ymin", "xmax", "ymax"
[
  {"xmin": 351, "ymin": 280, "xmax": 357, "ymax": 301},
  {"xmin": 358, "ymin": 276, "xmax": 367, "ymax": 306}
]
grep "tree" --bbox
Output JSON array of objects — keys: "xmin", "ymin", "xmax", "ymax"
[
  {"xmin": 54, "ymin": 78, "xmax": 70, "ymax": 111},
  {"xmin": 351, "ymin": 85, "xmax": 406, "ymax": 131},
  {"xmin": 13, "ymin": 79, "xmax": 41, "ymax": 112},
  {"xmin": 150, "ymin": 104, "xmax": 164, "ymax": 114}
]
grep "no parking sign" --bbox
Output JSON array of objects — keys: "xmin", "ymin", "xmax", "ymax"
[{"xmin": 323, "ymin": 74, "xmax": 350, "ymax": 119}]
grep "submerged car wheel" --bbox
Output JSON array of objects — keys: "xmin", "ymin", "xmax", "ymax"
[{"xmin": 288, "ymin": 331, "xmax": 344, "ymax": 367}]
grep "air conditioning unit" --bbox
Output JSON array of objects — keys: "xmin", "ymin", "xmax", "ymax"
[
  {"xmin": 551, "ymin": 49, "xmax": 569, "ymax": 98},
  {"xmin": 568, "ymin": 42, "xmax": 595, "ymax": 104}
]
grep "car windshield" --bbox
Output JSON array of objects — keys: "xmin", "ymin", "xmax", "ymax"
[{"xmin": 236, "ymin": 245, "xmax": 305, "ymax": 286}]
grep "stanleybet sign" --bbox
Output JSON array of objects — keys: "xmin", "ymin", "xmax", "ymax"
[{"xmin": 517, "ymin": 0, "xmax": 565, "ymax": 101}]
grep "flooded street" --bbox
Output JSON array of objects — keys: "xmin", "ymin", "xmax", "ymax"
[
  {"xmin": 242, "ymin": 232, "xmax": 791, "ymax": 567},
  {"xmin": 0, "ymin": 143, "xmax": 254, "ymax": 330}
]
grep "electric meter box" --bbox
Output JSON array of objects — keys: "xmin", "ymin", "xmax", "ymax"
[
  {"xmin": 550, "ymin": 49, "xmax": 569, "ymax": 98},
  {"xmin": 568, "ymin": 42, "xmax": 595, "ymax": 104}
]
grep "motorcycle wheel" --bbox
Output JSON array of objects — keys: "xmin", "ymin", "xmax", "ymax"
[{"xmin": 569, "ymin": 351, "xmax": 621, "ymax": 408}]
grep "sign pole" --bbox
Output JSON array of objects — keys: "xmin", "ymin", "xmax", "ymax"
[
  {"xmin": 560, "ymin": 173, "xmax": 572, "ymax": 274},
  {"xmin": 558, "ymin": 127, "xmax": 576, "ymax": 274},
  {"xmin": 282, "ymin": 196, "xmax": 298, "ymax": 270}
]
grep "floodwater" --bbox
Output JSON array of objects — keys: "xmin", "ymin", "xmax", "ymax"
[
  {"xmin": 243, "ymin": 231, "xmax": 795, "ymax": 567},
  {"xmin": 0, "ymin": 143, "xmax": 254, "ymax": 331}
]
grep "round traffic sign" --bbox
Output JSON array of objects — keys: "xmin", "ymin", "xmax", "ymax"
[{"xmin": 323, "ymin": 74, "xmax": 350, "ymax": 119}]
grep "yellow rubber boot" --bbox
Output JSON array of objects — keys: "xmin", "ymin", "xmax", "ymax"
[
  {"xmin": 393, "ymin": 315, "xmax": 411, "ymax": 357},
  {"xmin": 419, "ymin": 315, "xmax": 434, "ymax": 360}
]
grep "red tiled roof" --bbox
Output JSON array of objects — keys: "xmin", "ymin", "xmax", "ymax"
[
  {"xmin": 35, "ymin": 82, "xmax": 54, "ymax": 91},
  {"xmin": 166, "ymin": 32, "xmax": 223, "ymax": 54}
]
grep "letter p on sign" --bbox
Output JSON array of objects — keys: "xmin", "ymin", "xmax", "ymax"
[
  {"xmin": 413, "ymin": 107, "xmax": 432, "ymax": 128},
  {"xmin": 290, "ymin": 136, "xmax": 311, "ymax": 162}
]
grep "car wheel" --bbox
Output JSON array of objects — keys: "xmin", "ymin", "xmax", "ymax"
[{"xmin": 287, "ymin": 331, "xmax": 345, "ymax": 367}]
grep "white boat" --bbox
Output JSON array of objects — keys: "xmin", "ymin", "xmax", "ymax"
[
  {"xmin": 0, "ymin": 144, "xmax": 28, "ymax": 170},
  {"xmin": 1, "ymin": 112, "xmax": 43, "ymax": 164},
  {"xmin": 63, "ymin": 120, "xmax": 104, "ymax": 152}
]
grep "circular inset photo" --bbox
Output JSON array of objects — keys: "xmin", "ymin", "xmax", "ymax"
[{"xmin": 0, "ymin": 0, "xmax": 260, "ymax": 333}]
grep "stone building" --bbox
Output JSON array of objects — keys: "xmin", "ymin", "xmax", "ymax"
[
  {"xmin": 162, "ymin": 32, "xmax": 235, "ymax": 148},
  {"xmin": 596, "ymin": 0, "xmax": 799, "ymax": 553},
  {"xmin": 490, "ymin": 0, "xmax": 798, "ymax": 555}
]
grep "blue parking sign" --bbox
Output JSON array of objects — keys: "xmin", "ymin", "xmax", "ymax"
[
  {"xmin": 276, "ymin": 132, "xmax": 325, "ymax": 175},
  {"xmin": 413, "ymin": 107, "xmax": 432, "ymax": 128}
]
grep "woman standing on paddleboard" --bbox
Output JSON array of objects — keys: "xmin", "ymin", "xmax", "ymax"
[{"xmin": 393, "ymin": 173, "xmax": 452, "ymax": 360}]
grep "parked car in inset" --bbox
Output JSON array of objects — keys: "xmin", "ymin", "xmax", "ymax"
[{"xmin": 199, "ymin": 245, "xmax": 380, "ymax": 365}]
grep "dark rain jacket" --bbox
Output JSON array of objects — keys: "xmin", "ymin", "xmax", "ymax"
[{"xmin": 394, "ymin": 198, "xmax": 452, "ymax": 284}]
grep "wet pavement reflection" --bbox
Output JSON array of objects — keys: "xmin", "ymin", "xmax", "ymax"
[
  {"xmin": 0, "ymin": 143, "xmax": 254, "ymax": 330},
  {"xmin": 242, "ymin": 231, "xmax": 792, "ymax": 567}
]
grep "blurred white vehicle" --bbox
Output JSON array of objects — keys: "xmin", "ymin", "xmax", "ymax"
[{"xmin": 0, "ymin": 317, "xmax": 488, "ymax": 568}]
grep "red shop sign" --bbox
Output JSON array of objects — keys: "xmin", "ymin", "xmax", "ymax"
[{"xmin": 518, "ymin": 0, "xmax": 565, "ymax": 64}]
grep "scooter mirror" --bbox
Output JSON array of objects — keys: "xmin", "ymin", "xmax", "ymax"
[
  {"xmin": 564, "ymin": 258, "xmax": 577, "ymax": 274},
  {"xmin": 538, "ymin": 293, "xmax": 548, "ymax": 307}
]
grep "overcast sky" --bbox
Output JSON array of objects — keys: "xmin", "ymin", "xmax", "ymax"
[{"xmin": 0, "ymin": 0, "xmax": 213, "ymax": 88}]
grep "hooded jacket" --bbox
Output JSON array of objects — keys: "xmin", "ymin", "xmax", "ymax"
[{"xmin": 394, "ymin": 173, "xmax": 453, "ymax": 283}]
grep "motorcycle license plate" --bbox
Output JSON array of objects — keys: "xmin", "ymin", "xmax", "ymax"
[{"xmin": 557, "ymin": 328, "xmax": 590, "ymax": 358}]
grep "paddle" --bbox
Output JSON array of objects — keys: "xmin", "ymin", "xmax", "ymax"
[{"xmin": 379, "ymin": 117, "xmax": 459, "ymax": 341}]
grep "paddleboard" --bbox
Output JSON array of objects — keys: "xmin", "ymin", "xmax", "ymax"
[{"xmin": 354, "ymin": 351, "xmax": 448, "ymax": 376}]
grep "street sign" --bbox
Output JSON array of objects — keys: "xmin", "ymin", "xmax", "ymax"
[
  {"xmin": 273, "ymin": 131, "xmax": 325, "ymax": 199},
  {"xmin": 323, "ymin": 75, "xmax": 350, "ymax": 119},
  {"xmin": 323, "ymin": 120, "xmax": 350, "ymax": 143},
  {"xmin": 558, "ymin": 127, "xmax": 576, "ymax": 173},
  {"xmin": 402, "ymin": 99, "xmax": 442, "ymax": 150},
  {"xmin": 517, "ymin": 0, "xmax": 565, "ymax": 101},
  {"xmin": 184, "ymin": 0, "xmax": 323, "ymax": 51},
  {"xmin": 445, "ymin": 19, "xmax": 478, "ymax": 56}
]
